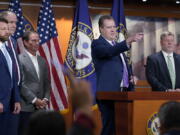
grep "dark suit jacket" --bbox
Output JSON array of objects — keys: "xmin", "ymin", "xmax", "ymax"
[
  {"xmin": 162, "ymin": 130, "xmax": 180, "ymax": 135},
  {"xmin": 0, "ymin": 44, "xmax": 20, "ymax": 112},
  {"xmin": 19, "ymin": 52, "xmax": 50, "ymax": 112},
  {"xmin": 91, "ymin": 35, "xmax": 134, "ymax": 91},
  {"xmin": 8, "ymin": 37, "xmax": 21, "ymax": 86},
  {"xmin": 146, "ymin": 51, "xmax": 180, "ymax": 91}
]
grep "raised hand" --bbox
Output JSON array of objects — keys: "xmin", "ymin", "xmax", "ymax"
[{"xmin": 126, "ymin": 33, "xmax": 144, "ymax": 44}]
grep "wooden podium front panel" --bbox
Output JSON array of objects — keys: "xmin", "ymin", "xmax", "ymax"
[
  {"xmin": 115, "ymin": 102, "xmax": 133, "ymax": 135},
  {"xmin": 132, "ymin": 100, "xmax": 168, "ymax": 135},
  {"xmin": 96, "ymin": 92, "xmax": 180, "ymax": 135}
]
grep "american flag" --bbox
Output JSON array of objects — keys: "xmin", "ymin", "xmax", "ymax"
[
  {"xmin": 37, "ymin": 0, "xmax": 68, "ymax": 110},
  {"xmin": 8, "ymin": 0, "xmax": 26, "ymax": 53}
]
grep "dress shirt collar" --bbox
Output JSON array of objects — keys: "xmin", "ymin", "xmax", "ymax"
[
  {"xmin": 162, "ymin": 50, "xmax": 173, "ymax": 58},
  {"xmin": 25, "ymin": 49, "xmax": 38, "ymax": 58},
  {"xmin": 101, "ymin": 35, "xmax": 115, "ymax": 45}
]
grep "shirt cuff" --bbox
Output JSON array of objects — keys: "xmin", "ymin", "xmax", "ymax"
[
  {"xmin": 126, "ymin": 43, "xmax": 131, "ymax": 49},
  {"xmin": 43, "ymin": 98, "xmax": 48, "ymax": 101},
  {"xmin": 32, "ymin": 97, "xmax": 37, "ymax": 104},
  {"xmin": 43, "ymin": 98, "xmax": 49, "ymax": 103}
]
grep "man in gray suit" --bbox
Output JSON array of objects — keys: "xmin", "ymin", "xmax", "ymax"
[{"xmin": 18, "ymin": 31, "xmax": 50, "ymax": 135}]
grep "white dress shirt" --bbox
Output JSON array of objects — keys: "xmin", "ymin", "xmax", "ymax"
[
  {"xmin": 25, "ymin": 50, "xmax": 40, "ymax": 79},
  {"xmin": 25, "ymin": 50, "xmax": 48, "ymax": 104},
  {"xmin": 25, "ymin": 50, "xmax": 40, "ymax": 103},
  {"xmin": 162, "ymin": 51, "xmax": 175, "ymax": 73}
]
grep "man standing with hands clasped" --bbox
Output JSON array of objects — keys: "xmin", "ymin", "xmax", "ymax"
[
  {"xmin": 91, "ymin": 15, "xmax": 143, "ymax": 135},
  {"xmin": 146, "ymin": 31, "xmax": 180, "ymax": 92},
  {"xmin": 18, "ymin": 31, "xmax": 50, "ymax": 135}
]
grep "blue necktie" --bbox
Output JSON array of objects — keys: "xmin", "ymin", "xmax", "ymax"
[
  {"xmin": 2, "ymin": 44, "xmax": 12, "ymax": 78},
  {"xmin": 167, "ymin": 55, "xmax": 176, "ymax": 89}
]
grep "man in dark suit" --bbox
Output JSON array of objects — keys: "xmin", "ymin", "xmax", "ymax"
[
  {"xmin": 18, "ymin": 31, "xmax": 50, "ymax": 135},
  {"xmin": 91, "ymin": 15, "xmax": 143, "ymax": 135},
  {"xmin": 0, "ymin": 18, "xmax": 21, "ymax": 135},
  {"xmin": 146, "ymin": 31, "xmax": 180, "ymax": 91},
  {"xmin": 0, "ymin": 11, "xmax": 21, "ymax": 86},
  {"xmin": 0, "ymin": 11, "xmax": 22, "ymax": 135}
]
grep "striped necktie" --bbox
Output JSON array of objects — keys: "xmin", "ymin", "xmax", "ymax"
[
  {"xmin": 167, "ymin": 55, "xmax": 176, "ymax": 89},
  {"xmin": 112, "ymin": 41, "xmax": 116, "ymax": 46},
  {"xmin": 121, "ymin": 54, "xmax": 129, "ymax": 88}
]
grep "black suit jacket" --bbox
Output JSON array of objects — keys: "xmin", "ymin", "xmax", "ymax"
[
  {"xmin": 162, "ymin": 130, "xmax": 180, "ymax": 135},
  {"xmin": 146, "ymin": 51, "xmax": 180, "ymax": 91},
  {"xmin": 91, "ymin": 35, "xmax": 134, "ymax": 91}
]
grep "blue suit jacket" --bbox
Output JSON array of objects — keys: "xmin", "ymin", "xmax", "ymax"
[
  {"xmin": 91, "ymin": 36, "xmax": 134, "ymax": 92},
  {"xmin": 0, "ymin": 46, "xmax": 20, "ymax": 112},
  {"xmin": 9, "ymin": 37, "xmax": 21, "ymax": 85}
]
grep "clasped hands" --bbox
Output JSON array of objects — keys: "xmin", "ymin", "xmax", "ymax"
[
  {"xmin": 35, "ymin": 98, "xmax": 48, "ymax": 109},
  {"xmin": 166, "ymin": 89, "xmax": 180, "ymax": 92}
]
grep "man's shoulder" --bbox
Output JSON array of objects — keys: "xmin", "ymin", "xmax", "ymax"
[
  {"xmin": 148, "ymin": 51, "xmax": 162, "ymax": 59},
  {"xmin": 18, "ymin": 52, "xmax": 30, "ymax": 62},
  {"xmin": 92, "ymin": 37, "xmax": 100, "ymax": 43},
  {"xmin": 174, "ymin": 53, "xmax": 180, "ymax": 59},
  {"xmin": 10, "ymin": 36, "xmax": 16, "ymax": 41},
  {"xmin": 38, "ymin": 55, "xmax": 45, "ymax": 60},
  {"xmin": 92, "ymin": 36, "xmax": 106, "ymax": 46},
  {"xmin": 9, "ymin": 36, "xmax": 17, "ymax": 44},
  {"xmin": 37, "ymin": 55, "xmax": 47, "ymax": 64},
  {"xmin": 19, "ymin": 52, "xmax": 26, "ymax": 58}
]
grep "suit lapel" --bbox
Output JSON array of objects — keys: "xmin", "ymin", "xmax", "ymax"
[
  {"xmin": 0, "ymin": 48, "xmax": 12, "ymax": 77},
  {"xmin": 37, "ymin": 56, "xmax": 43, "ymax": 81},
  {"xmin": 158, "ymin": 51, "xmax": 171, "ymax": 83},
  {"xmin": 122, "ymin": 53, "xmax": 128, "ymax": 64},
  {"xmin": 99, "ymin": 36, "xmax": 113, "ymax": 47},
  {"xmin": 23, "ymin": 52, "xmax": 39, "ymax": 81},
  {"xmin": 173, "ymin": 53, "xmax": 179, "ymax": 87},
  {"xmin": 100, "ymin": 36, "xmax": 130, "ymax": 74}
]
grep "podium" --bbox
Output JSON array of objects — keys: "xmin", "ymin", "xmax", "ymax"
[{"xmin": 96, "ymin": 92, "xmax": 180, "ymax": 135}]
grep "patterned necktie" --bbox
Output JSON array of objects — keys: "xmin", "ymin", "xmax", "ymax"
[
  {"xmin": 2, "ymin": 44, "xmax": 12, "ymax": 78},
  {"xmin": 167, "ymin": 55, "xmax": 176, "ymax": 89},
  {"xmin": 112, "ymin": 41, "xmax": 116, "ymax": 46},
  {"xmin": 121, "ymin": 54, "xmax": 129, "ymax": 88}
]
